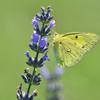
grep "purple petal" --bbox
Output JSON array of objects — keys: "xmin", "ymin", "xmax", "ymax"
[
  {"xmin": 32, "ymin": 16, "xmax": 38, "ymax": 27},
  {"xmin": 31, "ymin": 31, "xmax": 40, "ymax": 44},
  {"xmin": 49, "ymin": 20, "xmax": 55, "ymax": 28},
  {"xmin": 43, "ymin": 53, "xmax": 49, "ymax": 61},
  {"xmin": 25, "ymin": 51, "xmax": 30, "ymax": 58},
  {"xmin": 40, "ymin": 37, "xmax": 47, "ymax": 48}
]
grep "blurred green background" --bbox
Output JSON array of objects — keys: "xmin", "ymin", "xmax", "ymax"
[{"xmin": 0, "ymin": 0, "xmax": 100, "ymax": 100}]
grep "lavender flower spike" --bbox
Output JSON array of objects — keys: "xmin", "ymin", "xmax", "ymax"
[{"xmin": 17, "ymin": 6, "xmax": 55, "ymax": 100}]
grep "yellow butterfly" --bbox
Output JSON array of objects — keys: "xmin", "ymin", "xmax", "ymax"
[{"xmin": 53, "ymin": 32, "xmax": 99, "ymax": 67}]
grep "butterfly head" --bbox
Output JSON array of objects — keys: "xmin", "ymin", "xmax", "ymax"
[
  {"xmin": 53, "ymin": 32, "xmax": 61, "ymax": 44},
  {"xmin": 54, "ymin": 32, "xmax": 58, "ymax": 36}
]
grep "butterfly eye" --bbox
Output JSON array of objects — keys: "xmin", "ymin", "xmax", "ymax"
[{"xmin": 75, "ymin": 35, "xmax": 78, "ymax": 39}]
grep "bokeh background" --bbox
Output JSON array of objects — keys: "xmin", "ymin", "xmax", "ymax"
[{"xmin": 0, "ymin": 0, "xmax": 100, "ymax": 100}]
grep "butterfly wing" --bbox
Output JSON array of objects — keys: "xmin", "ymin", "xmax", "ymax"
[{"xmin": 53, "ymin": 32, "xmax": 99, "ymax": 67}]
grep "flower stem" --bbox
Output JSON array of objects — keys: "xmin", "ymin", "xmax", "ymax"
[
  {"xmin": 26, "ymin": 18, "xmax": 47, "ymax": 96},
  {"xmin": 26, "ymin": 66, "xmax": 35, "ymax": 95}
]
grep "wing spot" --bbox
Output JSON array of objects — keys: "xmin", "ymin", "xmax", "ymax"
[{"xmin": 75, "ymin": 35, "xmax": 78, "ymax": 39}]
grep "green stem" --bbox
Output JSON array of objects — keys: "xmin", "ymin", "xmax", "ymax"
[{"xmin": 26, "ymin": 66, "xmax": 35, "ymax": 95}]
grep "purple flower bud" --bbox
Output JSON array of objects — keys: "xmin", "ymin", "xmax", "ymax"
[
  {"xmin": 43, "ymin": 53, "xmax": 49, "ymax": 61},
  {"xmin": 32, "ymin": 16, "xmax": 38, "ymax": 27},
  {"xmin": 25, "ymin": 51, "xmax": 30, "ymax": 58},
  {"xmin": 16, "ymin": 84, "xmax": 26, "ymax": 100},
  {"xmin": 33, "ymin": 74, "xmax": 41, "ymax": 85},
  {"xmin": 25, "ymin": 51, "xmax": 34, "ymax": 66},
  {"xmin": 31, "ymin": 31, "xmax": 40, "ymax": 44},
  {"xmin": 40, "ymin": 36, "xmax": 47, "ymax": 48},
  {"xmin": 49, "ymin": 20, "xmax": 55, "ymax": 28},
  {"xmin": 38, "ymin": 53, "xmax": 49, "ymax": 67},
  {"xmin": 55, "ymin": 65, "xmax": 64, "ymax": 75},
  {"xmin": 21, "ymin": 74, "xmax": 29, "ymax": 83}
]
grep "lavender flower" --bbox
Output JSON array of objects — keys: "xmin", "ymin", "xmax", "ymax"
[
  {"xmin": 32, "ymin": 17, "xmax": 38, "ymax": 28},
  {"xmin": 40, "ymin": 36, "xmax": 47, "ymax": 48},
  {"xmin": 25, "ymin": 51, "xmax": 34, "ymax": 66},
  {"xmin": 17, "ymin": 6, "xmax": 55, "ymax": 100},
  {"xmin": 49, "ymin": 20, "xmax": 55, "ymax": 28},
  {"xmin": 25, "ymin": 51, "xmax": 30, "ymax": 58},
  {"xmin": 38, "ymin": 53, "xmax": 49, "ymax": 67},
  {"xmin": 31, "ymin": 31, "xmax": 40, "ymax": 45}
]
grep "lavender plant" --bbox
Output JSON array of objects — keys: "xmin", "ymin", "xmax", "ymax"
[
  {"xmin": 16, "ymin": 6, "xmax": 55, "ymax": 100},
  {"xmin": 41, "ymin": 65, "xmax": 64, "ymax": 100}
]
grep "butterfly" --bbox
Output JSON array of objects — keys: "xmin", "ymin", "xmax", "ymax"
[{"xmin": 52, "ymin": 32, "xmax": 99, "ymax": 67}]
